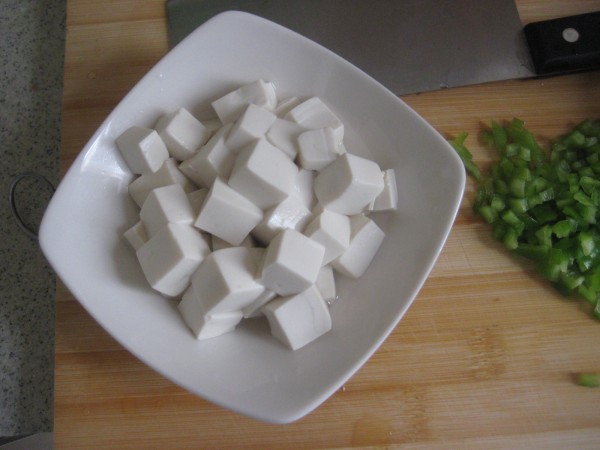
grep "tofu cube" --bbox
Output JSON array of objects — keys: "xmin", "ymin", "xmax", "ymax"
[
  {"xmin": 155, "ymin": 108, "xmax": 211, "ymax": 161},
  {"xmin": 190, "ymin": 247, "xmax": 266, "ymax": 314},
  {"xmin": 211, "ymin": 234, "xmax": 255, "ymax": 252},
  {"xmin": 285, "ymin": 96, "xmax": 344, "ymax": 144},
  {"xmin": 303, "ymin": 209, "xmax": 350, "ymax": 265},
  {"xmin": 263, "ymin": 285, "xmax": 332, "ymax": 350},
  {"xmin": 273, "ymin": 96, "xmax": 301, "ymax": 117},
  {"xmin": 186, "ymin": 188, "xmax": 208, "ymax": 216},
  {"xmin": 316, "ymin": 265, "xmax": 337, "ymax": 306},
  {"xmin": 242, "ymin": 289, "xmax": 277, "ymax": 319},
  {"xmin": 292, "ymin": 169, "xmax": 317, "ymax": 210},
  {"xmin": 194, "ymin": 177, "xmax": 263, "ymax": 246},
  {"xmin": 129, "ymin": 158, "xmax": 196, "ymax": 208},
  {"xmin": 136, "ymin": 223, "xmax": 211, "ymax": 297},
  {"xmin": 313, "ymin": 153, "xmax": 384, "ymax": 215},
  {"xmin": 297, "ymin": 127, "xmax": 344, "ymax": 171},
  {"xmin": 211, "ymin": 80, "xmax": 277, "ymax": 124},
  {"xmin": 140, "ymin": 184, "xmax": 195, "ymax": 237},
  {"xmin": 179, "ymin": 123, "xmax": 234, "ymax": 188},
  {"xmin": 369, "ymin": 169, "xmax": 398, "ymax": 212},
  {"xmin": 252, "ymin": 195, "xmax": 313, "ymax": 246},
  {"xmin": 115, "ymin": 126, "xmax": 169, "ymax": 174},
  {"xmin": 178, "ymin": 286, "xmax": 243, "ymax": 339},
  {"xmin": 228, "ymin": 138, "xmax": 299, "ymax": 210},
  {"xmin": 332, "ymin": 215, "xmax": 385, "ymax": 278},
  {"xmin": 266, "ymin": 118, "xmax": 304, "ymax": 159},
  {"xmin": 260, "ymin": 229, "xmax": 325, "ymax": 296},
  {"xmin": 225, "ymin": 104, "xmax": 277, "ymax": 153},
  {"xmin": 123, "ymin": 221, "xmax": 148, "ymax": 251}
]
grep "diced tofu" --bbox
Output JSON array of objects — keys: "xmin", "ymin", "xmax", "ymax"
[
  {"xmin": 225, "ymin": 104, "xmax": 277, "ymax": 153},
  {"xmin": 136, "ymin": 223, "xmax": 211, "ymax": 297},
  {"xmin": 297, "ymin": 127, "xmax": 344, "ymax": 170},
  {"xmin": 228, "ymin": 138, "xmax": 298, "ymax": 210},
  {"xmin": 211, "ymin": 233, "xmax": 255, "ymax": 251},
  {"xmin": 201, "ymin": 118, "xmax": 223, "ymax": 136},
  {"xmin": 274, "ymin": 96, "xmax": 301, "ymax": 117},
  {"xmin": 285, "ymin": 96, "xmax": 344, "ymax": 144},
  {"xmin": 194, "ymin": 177, "xmax": 263, "ymax": 245},
  {"xmin": 242, "ymin": 289, "xmax": 277, "ymax": 319},
  {"xmin": 313, "ymin": 153, "xmax": 384, "ymax": 215},
  {"xmin": 369, "ymin": 169, "xmax": 398, "ymax": 212},
  {"xmin": 155, "ymin": 108, "xmax": 212, "ymax": 161},
  {"xmin": 186, "ymin": 188, "xmax": 208, "ymax": 216},
  {"xmin": 263, "ymin": 285, "xmax": 332, "ymax": 350},
  {"xmin": 140, "ymin": 184, "xmax": 195, "ymax": 237},
  {"xmin": 265, "ymin": 118, "xmax": 304, "ymax": 159},
  {"xmin": 178, "ymin": 123, "xmax": 234, "ymax": 188},
  {"xmin": 303, "ymin": 209, "xmax": 350, "ymax": 265},
  {"xmin": 129, "ymin": 158, "xmax": 196, "ymax": 208},
  {"xmin": 332, "ymin": 215, "xmax": 385, "ymax": 278},
  {"xmin": 178, "ymin": 286, "xmax": 243, "ymax": 339},
  {"xmin": 123, "ymin": 221, "xmax": 148, "ymax": 251},
  {"xmin": 316, "ymin": 265, "xmax": 337, "ymax": 306},
  {"xmin": 260, "ymin": 229, "xmax": 325, "ymax": 296},
  {"xmin": 252, "ymin": 195, "xmax": 313, "ymax": 245},
  {"xmin": 292, "ymin": 169, "xmax": 317, "ymax": 210},
  {"xmin": 115, "ymin": 126, "xmax": 169, "ymax": 174},
  {"xmin": 190, "ymin": 247, "xmax": 266, "ymax": 314},
  {"xmin": 211, "ymin": 80, "xmax": 277, "ymax": 124}
]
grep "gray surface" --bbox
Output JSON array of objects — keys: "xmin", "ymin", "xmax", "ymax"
[
  {"xmin": 0, "ymin": 0, "xmax": 65, "ymax": 437},
  {"xmin": 166, "ymin": 0, "xmax": 535, "ymax": 95}
]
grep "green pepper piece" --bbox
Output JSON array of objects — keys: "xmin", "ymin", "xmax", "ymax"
[{"xmin": 577, "ymin": 373, "xmax": 600, "ymax": 387}]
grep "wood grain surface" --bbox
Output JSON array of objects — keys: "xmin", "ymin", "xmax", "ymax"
[{"xmin": 55, "ymin": 1, "xmax": 600, "ymax": 448}]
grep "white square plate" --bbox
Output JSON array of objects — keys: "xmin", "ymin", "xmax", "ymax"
[{"xmin": 40, "ymin": 11, "xmax": 465, "ymax": 423}]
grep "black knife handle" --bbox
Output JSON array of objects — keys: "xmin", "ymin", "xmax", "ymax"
[{"xmin": 524, "ymin": 11, "xmax": 600, "ymax": 76}]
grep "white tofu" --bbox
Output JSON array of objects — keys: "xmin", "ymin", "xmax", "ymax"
[
  {"xmin": 260, "ymin": 229, "xmax": 325, "ymax": 296},
  {"xmin": 297, "ymin": 127, "xmax": 343, "ymax": 171},
  {"xmin": 332, "ymin": 214, "xmax": 385, "ymax": 278},
  {"xmin": 211, "ymin": 233, "xmax": 255, "ymax": 252},
  {"xmin": 273, "ymin": 96, "xmax": 301, "ymax": 117},
  {"xmin": 178, "ymin": 123, "xmax": 234, "ymax": 188},
  {"xmin": 194, "ymin": 177, "xmax": 263, "ymax": 245},
  {"xmin": 129, "ymin": 158, "xmax": 196, "ymax": 208},
  {"xmin": 252, "ymin": 195, "xmax": 313, "ymax": 245},
  {"xmin": 186, "ymin": 188, "xmax": 208, "ymax": 216},
  {"xmin": 115, "ymin": 126, "xmax": 169, "ymax": 174},
  {"xmin": 201, "ymin": 118, "xmax": 223, "ymax": 136},
  {"xmin": 211, "ymin": 80, "xmax": 277, "ymax": 124},
  {"xmin": 303, "ymin": 209, "xmax": 350, "ymax": 265},
  {"xmin": 228, "ymin": 138, "xmax": 299, "ymax": 210},
  {"xmin": 155, "ymin": 108, "xmax": 212, "ymax": 161},
  {"xmin": 265, "ymin": 118, "xmax": 304, "ymax": 159},
  {"xmin": 225, "ymin": 104, "xmax": 277, "ymax": 153},
  {"xmin": 285, "ymin": 96, "xmax": 344, "ymax": 144},
  {"xmin": 140, "ymin": 184, "xmax": 195, "ymax": 237},
  {"xmin": 313, "ymin": 153, "xmax": 384, "ymax": 215},
  {"xmin": 123, "ymin": 221, "xmax": 148, "ymax": 251},
  {"xmin": 292, "ymin": 169, "xmax": 317, "ymax": 210},
  {"xmin": 263, "ymin": 285, "xmax": 332, "ymax": 350},
  {"xmin": 178, "ymin": 286, "xmax": 243, "ymax": 339},
  {"xmin": 316, "ymin": 265, "xmax": 337, "ymax": 306},
  {"xmin": 242, "ymin": 289, "xmax": 277, "ymax": 318},
  {"xmin": 190, "ymin": 247, "xmax": 266, "ymax": 314},
  {"xmin": 136, "ymin": 223, "xmax": 211, "ymax": 297},
  {"xmin": 369, "ymin": 169, "xmax": 398, "ymax": 212}
]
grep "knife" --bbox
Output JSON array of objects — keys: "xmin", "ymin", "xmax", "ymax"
[{"xmin": 165, "ymin": 0, "xmax": 600, "ymax": 96}]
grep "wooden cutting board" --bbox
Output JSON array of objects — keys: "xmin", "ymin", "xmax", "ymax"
[{"xmin": 55, "ymin": 0, "xmax": 600, "ymax": 447}]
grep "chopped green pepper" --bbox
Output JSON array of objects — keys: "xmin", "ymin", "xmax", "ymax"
[{"xmin": 452, "ymin": 119, "xmax": 600, "ymax": 320}]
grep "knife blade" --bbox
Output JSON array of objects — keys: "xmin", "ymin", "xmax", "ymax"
[{"xmin": 165, "ymin": 0, "xmax": 600, "ymax": 96}]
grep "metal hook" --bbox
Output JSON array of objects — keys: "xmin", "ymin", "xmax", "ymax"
[{"xmin": 8, "ymin": 172, "xmax": 56, "ymax": 240}]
